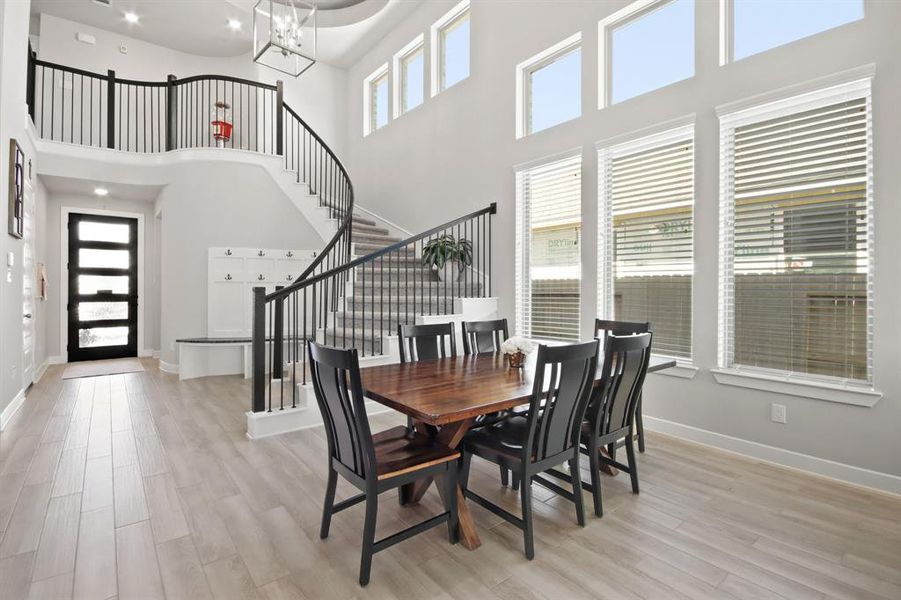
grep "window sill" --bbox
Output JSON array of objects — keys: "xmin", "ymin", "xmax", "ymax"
[
  {"xmin": 710, "ymin": 368, "xmax": 882, "ymax": 407},
  {"xmin": 650, "ymin": 360, "xmax": 698, "ymax": 379}
]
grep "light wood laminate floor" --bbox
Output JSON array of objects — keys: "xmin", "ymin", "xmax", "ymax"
[{"xmin": 1, "ymin": 359, "xmax": 899, "ymax": 599}]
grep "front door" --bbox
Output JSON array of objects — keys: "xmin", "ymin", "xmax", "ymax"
[{"xmin": 67, "ymin": 213, "xmax": 138, "ymax": 361}]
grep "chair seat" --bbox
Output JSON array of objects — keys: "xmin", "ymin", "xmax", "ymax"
[
  {"xmin": 464, "ymin": 415, "xmax": 532, "ymax": 463},
  {"xmin": 372, "ymin": 426, "xmax": 460, "ymax": 481}
]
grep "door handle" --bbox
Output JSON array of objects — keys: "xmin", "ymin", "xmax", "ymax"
[{"xmin": 24, "ymin": 313, "xmax": 32, "ymax": 319}]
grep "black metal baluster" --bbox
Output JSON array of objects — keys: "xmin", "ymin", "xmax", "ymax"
[
  {"xmin": 51, "ymin": 69, "xmax": 55, "ymax": 140},
  {"xmin": 79, "ymin": 74, "xmax": 83, "ymax": 144}
]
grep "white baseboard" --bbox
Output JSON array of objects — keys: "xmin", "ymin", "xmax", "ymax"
[
  {"xmin": 644, "ymin": 416, "xmax": 901, "ymax": 497},
  {"xmin": 139, "ymin": 348, "xmax": 156, "ymax": 358},
  {"xmin": 1, "ymin": 389, "xmax": 27, "ymax": 431},
  {"xmin": 152, "ymin": 350, "xmax": 160, "ymax": 359},
  {"xmin": 47, "ymin": 355, "xmax": 66, "ymax": 365},
  {"xmin": 159, "ymin": 360, "xmax": 179, "ymax": 375},
  {"xmin": 34, "ymin": 360, "xmax": 50, "ymax": 383}
]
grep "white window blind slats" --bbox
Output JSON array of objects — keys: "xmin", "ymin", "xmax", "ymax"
[
  {"xmin": 720, "ymin": 87, "xmax": 872, "ymax": 384},
  {"xmin": 600, "ymin": 131, "xmax": 694, "ymax": 360},
  {"xmin": 516, "ymin": 154, "xmax": 582, "ymax": 342}
]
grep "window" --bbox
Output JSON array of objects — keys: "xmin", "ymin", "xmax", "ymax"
[
  {"xmin": 393, "ymin": 35, "xmax": 425, "ymax": 118},
  {"xmin": 718, "ymin": 78, "xmax": 873, "ymax": 385},
  {"xmin": 431, "ymin": 0, "xmax": 470, "ymax": 96},
  {"xmin": 363, "ymin": 64, "xmax": 389, "ymax": 136},
  {"xmin": 515, "ymin": 153, "xmax": 582, "ymax": 341},
  {"xmin": 516, "ymin": 33, "xmax": 581, "ymax": 138},
  {"xmin": 724, "ymin": 0, "xmax": 864, "ymax": 64},
  {"xmin": 600, "ymin": 0, "xmax": 695, "ymax": 107},
  {"xmin": 599, "ymin": 124, "xmax": 694, "ymax": 360}
]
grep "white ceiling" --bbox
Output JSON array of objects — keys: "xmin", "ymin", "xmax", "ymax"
[
  {"xmin": 40, "ymin": 174, "xmax": 163, "ymax": 203},
  {"xmin": 30, "ymin": 0, "xmax": 419, "ymax": 67}
]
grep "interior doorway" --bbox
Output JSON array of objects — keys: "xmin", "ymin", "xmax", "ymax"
[{"xmin": 66, "ymin": 213, "xmax": 138, "ymax": 361}]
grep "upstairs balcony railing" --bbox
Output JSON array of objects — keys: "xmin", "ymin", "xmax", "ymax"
[{"xmin": 26, "ymin": 48, "xmax": 353, "ymax": 287}]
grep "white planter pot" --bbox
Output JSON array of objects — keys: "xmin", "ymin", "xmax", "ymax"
[{"xmin": 435, "ymin": 261, "xmax": 461, "ymax": 282}]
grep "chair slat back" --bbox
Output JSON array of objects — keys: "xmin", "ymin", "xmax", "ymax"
[
  {"xmin": 461, "ymin": 319, "xmax": 509, "ymax": 355},
  {"xmin": 397, "ymin": 322, "xmax": 457, "ymax": 363},
  {"xmin": 308, "ymin": 341, "xmax": 374, "ymax": 480},
  {"xmin": 523, "ymin": 341, "xmax": 599, "ymax": 463},
  {"xmin": 589, "ymin": 333, "xmax": 652, "ymax": 438},
  {"xmin": 594, "ymin": 318, "xmax": 651, "ymax": 338}
]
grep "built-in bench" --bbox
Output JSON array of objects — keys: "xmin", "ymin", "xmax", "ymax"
[{"xmin": 175, "ymin": 337, "xmax": 257, "ymax": 381}]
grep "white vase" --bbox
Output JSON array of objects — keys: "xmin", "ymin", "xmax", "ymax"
[{"xmin": 436, "ymin": 261, "xmax": 461, "ymax": 282}]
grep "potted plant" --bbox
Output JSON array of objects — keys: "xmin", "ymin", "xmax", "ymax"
[
  {"xmin": 501, "ymin": 336, "xmax": 535, "ymax": 369},
  {"xmin": 421, "ymin": 234, "xmax": 473, "ymax": 282}
]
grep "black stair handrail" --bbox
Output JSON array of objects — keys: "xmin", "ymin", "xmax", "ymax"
[
  {"xmin": 251, "ymin": 202, "xmax": 496, "ymax": 413},
  {"xmin": 26, "ymin": 53, "xmax": 354, "ymax": 287}
]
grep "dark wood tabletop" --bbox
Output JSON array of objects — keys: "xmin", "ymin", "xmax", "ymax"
[{"xmin": 361, "ymin": 353, "xmax": 676, "ymax": 426}]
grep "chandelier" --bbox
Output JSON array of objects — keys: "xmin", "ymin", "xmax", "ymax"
[{"xmin": 253, "ymin": 0, "xmax": 317, "ymax": 77}]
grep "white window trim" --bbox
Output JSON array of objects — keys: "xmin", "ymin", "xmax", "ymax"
[
  {"xmin": 392, "ymin": 34, "xmax": 425, "ymax": 119},
  {"xmin": 514, "ymin": 32, "xmax": 581, "ymax": 140},
  {"xmin": 363, "ymin": 62, "xmax": 389, "ymax": 137},
  {"xmin": 597, "ymin": 120, "xmax": 696, "ymax": 370},
  {"xmin": 716, "ymin": 74, "xmax": 879, "ymax": 405},
  {"xmin": 513, "ymin": 147, "xmax": 582, "ymax": 340},
  {"xmin": 430, "ymin": 0, "xmax": 470, "ymax": 98},
  {"xmin": 719, "ymin": 0, "xmax": 866, "ymax": 66},
  {"xmin": 598, "ymin": 0, "xmax": 689, "ymax": 109}
]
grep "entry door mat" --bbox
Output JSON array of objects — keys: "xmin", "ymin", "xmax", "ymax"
[{"xmin": 62, "ymin": 358, "xmax": 145, "ymax": 379}]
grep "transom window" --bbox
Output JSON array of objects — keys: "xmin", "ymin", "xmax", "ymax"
[
  {"xmin": 431, "ymin": 0, "xmax": 470, "ymax": 96},
  {"xmin": 394, "ymin": 35, "xmax": 425, "ymax": 118},
  {"xmin": 599, "ymin": 124, "xmax": 694, "ymax": 360},
  {"xmin": 516, "ymin": 33, "xmax": 581, "ymax": 138},
  {"xmin": 363, "ymin": 64, "xmax": 389, "ymax": 136},
  {"xmin": 718, "ymin": 79, "xmax": 873, "ymax": 384},
  {"xmin": 724, "ymin": 0, "xmax": 864, "ymax": 64},
  {"xmin": 515, "ymin": 153, "xmax": 582, "ymax": 341},
  {"xmin": 600, "ymin": 0, "xmax": 695, "ymax": 107}
]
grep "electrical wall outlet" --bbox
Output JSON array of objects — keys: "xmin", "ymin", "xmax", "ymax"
[{"xmin": 771, "ymin": 403, "xmax": 787, "ymax": 424}]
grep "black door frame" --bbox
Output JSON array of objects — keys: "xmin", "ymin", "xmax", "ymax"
[{"xmin": 67, "ymin": 213, "xmax": 139, "ymax": 361}]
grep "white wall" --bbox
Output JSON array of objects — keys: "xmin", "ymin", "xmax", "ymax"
[
  {"xmin": 42, "ymin": 192, "xmax": 161, "ymax": 359},
  {"xmin": 36, "ymin": 13, "xmax": 348, "ymax": 157},
  {"xmin": 157, "ymin": 161, "xmax": 324, "ymax": 366},
  {"xmin": 0, "ymin": 0, "xmax": 37, "ymax": 417},
  {"xmin": 344, "ymin": 0, "xmax": 901, "ymax": 479}
]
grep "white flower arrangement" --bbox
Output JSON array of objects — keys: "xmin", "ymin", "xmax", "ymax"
[{"xmin": 501, "ymin": 336, "xmax": 535, "ymax": 356}]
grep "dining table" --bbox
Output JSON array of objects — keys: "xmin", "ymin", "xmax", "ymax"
[{"xmin": 360, "ymin": 350, "xmax": 677, "ymax": 550}]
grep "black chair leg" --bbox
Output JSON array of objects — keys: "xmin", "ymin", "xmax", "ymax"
[
  {"xmin": 588, "ymin": 443, "xmax": 603, "ymax": 517},
  {"xmin": 445, "ymin": 463, "xmax": 459, "ymax": 544},
  {"xmin": 569, "ymin": 456, "xmax": 585, "ymax": 527},
  {"xmin": 636, "ymin": 393, "xmax": 646, "ymax": 453},
  {"xmin": 626, "ymin": 435, "xmax": 640, "ymax": 494},
  {"xmin": 511, "ymin": 472, "xmax": 520, "ymax": 491},
  {"xmin": 359, "ymin": 494, "xmax": 378, "ymax": 586},
  {"xmin": 320, "ymin": 467, "xmax": 337, "ymax": 539},
  {"xmin": 607, "ymin": 442, "xmax": 617, "ymax": 463},
  {"xmin": 520, "ymin": 475, "xmax": 534, "ymax": 560},
  {"xmin": 500, "ymin": 466, "xmax": 509, "ymax": 487}
]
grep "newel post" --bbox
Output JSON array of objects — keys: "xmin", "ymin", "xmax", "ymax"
[
  {"xmin": 273, "ymin": 285, "xmax": 284, "ymax": 384},
  {"xmin": 275, "ymin": 80, "xmax": 284, "ymax": 156},
  {"xmin": 166, "ymin": 75, "xmax": 177, "ymax": 151},
  {"xmin": 251, "ymin": 287, "xmax": 267, "ymax": 413},
  {"xmin": 106, "ymin": 69, "xmax": 116, "ymax": 149}
]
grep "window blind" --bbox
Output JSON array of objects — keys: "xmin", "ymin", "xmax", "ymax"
[
  {"xmin": 599, "ymin": 128, "xmax": 694, "ymax": 359},
  {"xmin": 720, "ymin": 87, "xmax": 872, "ymax": 383},
  {"xmin": 516, "ymin": 154, "xmax": 582, "ymax": 341}
]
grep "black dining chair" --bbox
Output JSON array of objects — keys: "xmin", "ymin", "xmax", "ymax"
[
  {"xmin": 579, "ymin": 332, "xmax": 652, "ymax": 517},
  {"xmin": 397, "ymin": 322, "xmax": 457, "ymax": 363},
  {"xmin": 595, "ymin": 319, "xmax": 652, "ymax": 453},
  {"xmin": 397, "ymin": 322, "xmax": 458, "ymax": 434},
  {"xmin": 308, "ymin": 341, "xmax": 460, "ymax": 586},
  {"xmin": 460, "ymin": 340, "xmax": 599, "ymax": 559},
  {"xmin": 461, "ymin": 318, "xmax": 509, "ymax": 355},
  {"xmin": 461, "ymin": 318, "xmax": 514, "ymax": 484}
]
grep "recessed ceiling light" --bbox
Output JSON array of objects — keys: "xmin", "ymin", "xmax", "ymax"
[
  {"xmin": 227, "ymin": 18, "xmax": 242, "ymax": 31},
  {"xmin": 124, "ymin": 12, "xmax": 139, "ymax": 24},
  {"xmin": 94, "ymin": 187, "xmax": 109, "ymax": 196}
]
